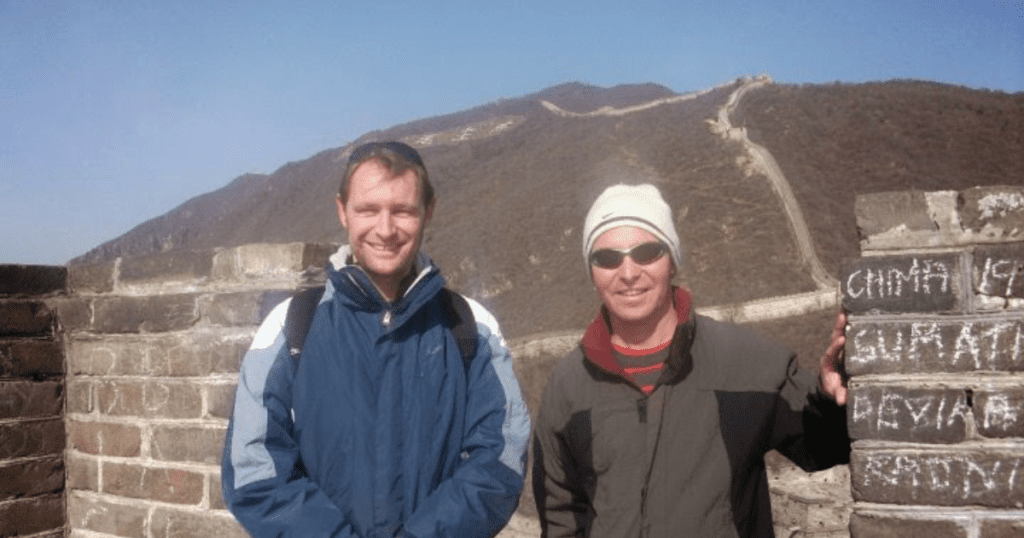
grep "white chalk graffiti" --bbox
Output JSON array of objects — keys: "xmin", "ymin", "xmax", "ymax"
[
  {"xmin": 846, "ymin": 258, "xmax": 951, "ymax": 299},
  {"xmin": 982, "ymin": 394, "xmax": 1020, "ymax": 430},
  {"xmin": 861, "ymin": 453, "xmax": 1023, "ymax": 499},
  {"xmin": 850, "ymin": 320, "xmax": 1024, "ymax": 370},
  {"xmin": 979, "ymin": 256, "xmax": 1023, "ymax": 298},
  {"xmin": 852, "ymin": 389, "xmax": 969, "ymax": 433}
]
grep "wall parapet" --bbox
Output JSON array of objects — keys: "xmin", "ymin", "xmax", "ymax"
[
  {"xmin": 843, "ymin": 185, "xmax": 1024, "ymax": 538},
  {"xmin": 62, "ymin": 242, "xmax": 336, "ymax": 538},
  {"xmin": 0, "ymin": 264, "xmax": 68, "ymax": 538}
]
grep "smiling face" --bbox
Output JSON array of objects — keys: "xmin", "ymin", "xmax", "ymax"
[
  {"xmin": 336, "ymin": 159, "xmax": 433, "ymax": 300},
  {"xmin": 590, "ymin": 225, "xmax": 675, "ymax": 329}
]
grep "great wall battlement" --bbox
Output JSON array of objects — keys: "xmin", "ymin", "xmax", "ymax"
[{"xmin": 2, "ymin": 185, "xmax": 1022, "ymax": 538}]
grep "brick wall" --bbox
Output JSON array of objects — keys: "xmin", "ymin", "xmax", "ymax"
[
  {"xmin": 59, "ymin": 243, "xmax": 335, "ymax": 538},
  {"xmin": 842, "ymin": 186, "xmax": 1024, "ymax": 538},
  {"xmin": 0, "ymin": 265, "xmax": 68, "ymax": 538}
]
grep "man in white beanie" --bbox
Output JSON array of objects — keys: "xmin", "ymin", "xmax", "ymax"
[{"xmin": 532, "ymin": 183, "xmax": 850, "ymax": 538}]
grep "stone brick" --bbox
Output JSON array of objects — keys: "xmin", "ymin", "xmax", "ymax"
[
  {"xmin": 974, "ymin": 388, "xmax": 1024, "ymax": 438},
  {"xmin": 841, "ymin": 253, "xmax": 962, "ymax": 314},
  {"xmin": 51, "ymin": 295, "xmax": 93, "ymax": 331},
  {"xmin": 151, "ymin": 424, "xmax": 227, "ymax": 464},
  {"xmin": 69, "ymin": 336, "xmax": 150, "ymax": 376},
  {"xmin": 120, "ymin": 249, "xmax": 215, "ymax": 287},
  {"xmin": 0, "ymin": 494, "xmax": 65, "ymax": 536},
  {"xmin": 66, "ymin": 452, "xmax": 99, "ymax": 492},
  {"xmin": 0, "ymin": 418, "xmax": 64, "ymax": 458},
  {"xmin": 93, "ymin": 294, "xmax": 199, "ymax": 333},
  {"xmin": 96, "ymin": 379, "xmax": 202, "ymax": 419},
  {"xmin": 209, "ymin": 473, "xmax": 226, "ymax": 510},
  {"xmin": 206, "ymin": 290, "xmax": 293, "ymax": 327},
  {"xmin": 1, "ymin": 339, "xmax": 64, "ymax": 377},
  {"xmin": 981, "ymin": 518, "xmax": 1024, "ymax": 538},
  {"xmin": 0, "ymin": 265, "xmax": 67, "ymax": 296},
  {"xmin": 69, "ymin": 332, "xmax": 251, "ymax": 377},
  {"xmin": 67, "ymin": 378, "xmax": 93, "ymax": 413},
  {"xmin": 0, "ymin": 456, "xmax": 63, "ymax": 501},
  {"xmin": 974, "ymin": 244, "xmax": 1024, "ymax": 307},
  {"xmin": 150, "ymin": 508, "xmax": 251, "ymax": 538},
  {"xmin": 103, "ymin": 461, "xmax": 204, "ymax": 505},
  {"xmin": 855, "ymin": 191, "xmax": 934, "ymax": 238},
  {"xmin": 849, "ymin": 385, "xmax": 969, "ymax": 443},
  {"xmin": 213, "ymin": 242, "xmax": 334, "ymax": 282},
  {"xmin": 209, "ymin": 383, "xmax": 237, "ymax": 419},
  {"xmin": 0, "ymin": 380, "xmax": 64, "ymax": 419},
  {"xmin": 849, "ymin": 512, "xmax": 967, "ymax": 538},
  {"xmin": 851, "ymin": 449, "xmax": 1024, "ymax": 507},
  {"xmin": 68, "ymin": 493, "xmax": 147, "ymax": 538},
  {"xmin": 845, "ymin": 317, "xmax": 1024, "ymax": 375},
  {"xmin": 960, "ymin": 186, "xmax": 1024, "ymax": 240},
  {"xmin": 68, "ymin": 259, "xmax": 116, "ymax": 294},
  {"xmin": 68, "ymin": 419, "xmax": 141, "ymax": 457},
  {"xmin": 0, "ymin": 301, "xmax": 54, "ymax": 336}
]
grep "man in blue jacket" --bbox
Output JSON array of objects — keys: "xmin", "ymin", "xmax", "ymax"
[{"xmin": 222, "ymin": 141, "xmax": 531, "ymax": 538}]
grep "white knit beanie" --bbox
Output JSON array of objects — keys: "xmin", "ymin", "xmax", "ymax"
[{"xmin": 582, "ymin": 183, "xmax": 683, "ymax": 270}]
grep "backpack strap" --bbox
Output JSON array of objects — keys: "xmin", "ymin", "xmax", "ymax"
[
  {"xmin": 283, "ymin": 286, "xmax": 478, "ymax": 369},
  {"xmin": 439, "ymin": 288, "xmax": 478, "ymax": 371},
  {"xmin": 284, "ymin": 285, "xmax": 326, "ymax": 363}
]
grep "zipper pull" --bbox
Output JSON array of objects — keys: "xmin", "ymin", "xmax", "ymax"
[
  {"xmin": 637, "ymin": 398, "xmax": 647, "ymax": 423},
  {"xmin": 382, "ymin": 310, "xmax": 392, "ymax": 327}
]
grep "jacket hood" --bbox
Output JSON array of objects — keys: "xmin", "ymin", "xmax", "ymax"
[{"xmin": 581, "ymin": 287, "xmax": 695, "ymax": 384}]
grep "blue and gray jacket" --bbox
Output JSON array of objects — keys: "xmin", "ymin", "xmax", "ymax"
[{"xmin": 222, "ymin": 246, "xmax": 530, "ymax": 538}]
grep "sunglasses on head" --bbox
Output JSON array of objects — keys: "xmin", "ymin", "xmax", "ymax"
[{"xmin": 589, "ymin": 242, "xmax": 668, "ymax": 269}]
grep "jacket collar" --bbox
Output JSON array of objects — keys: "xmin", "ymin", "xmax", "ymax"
[
  {"xmin": 581, "ymin": 287, "xmax": 696, "ymax": 385},
  {"xmin": 326, "ymin": 245, "xmax": 444, "ymax": 326}
]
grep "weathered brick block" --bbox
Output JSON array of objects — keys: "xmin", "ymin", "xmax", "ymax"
[
  {"xmin": 66, "ymin": 452, "xmax": 98, "ymax": 492},
  {"xmin": 846, "ymin": 317, "xmax": 1024, "ymax": 375},
  {"xmin": 0, "ymin": 265, "xmax": 66, "ymax": 296},
  {"xmin": 981, "ymin": 518, "xmax": 1024, "ymax": 538},
  {"xmin": 851, "ymin": 448, "xmax": 1024, "ymax": 507},
  {"xmin": 0, "ymin": 494, "xmax": 65, "ymax": 537},
  {"xmin": 974, "ymin": 244, "xmax": 1024, "ymax": 308},
  {"xmin": 50, "ymin": 295, "xmax": 93, "ymax": 331},
  {"xmin": 70, "ymin": 332, "xmax": 251, "ymax": 377},
  {"xmin": 849, "ymin": 512, "xmax": 968, "ymax": 538},
  {"xmin": 68, "ymin": 420, "xmax": 141, "ymax": 457},
  {"xmin": 960, "ymin": 186, "xmax": 1024, "ymax": 240},
  {"xmin": 849, "ymin": 385, "xmax": 969, "ymax": 443},
  {"xmin": 68, "ymin": 259, "xmax": 116, "ymax": 294},
  {"xmin": 0, "ymin": 380, "xmax": 64, "ymax": 419},
  {"xmin": 66, "ymin": 378, "xmax": 93, "ymax": 413},
  {"xmin": 0, "ymin": 301, "xmax": 54, "ymax": 336},
  {"xmin": 151, "ymin": 425, "xmax": 226, "ymax": 464},
  {"xmin": 212, "ymin": 242, "xmax": 335, "ymax": 282},
  {"xmin": 210, "ymin": 473, "xmax": 226, "ymax": 510},
  {"xmin": 206, "ymin": 290, "xmax": 293, "ymax": 327},
  {"xmin": 1, "ymin": 339, "xmax": 64, "ymax": 377},
  {"xmin": 103, "ymin": 461, "xmax": 204, "ymax": 505},
  {"xmin": 209, "ymin": 383, "xmax": 237, "ymax": 419},
  {"xmin": 974, "ymin": 388, "xmax": 1024, "ymax": 438},
  {"xmin": 96, "ymin": 379, "xmax": 202, "ymax": 418},
  {"xmin": 0, "ymin": 418, "xmax": 64, "ymax": 458},
  {"xmin": 150, "ymin": 508, "xmax": 250, "ymax": 538},
  {"xmin": 68, "ymin": 493, "xmax": 147, "ymax": 537},
  {"xmin": 118, "ymin": 249, "xmax": 215, "ymax": 287},
  {"xmin": 842, "ymin": 253, "xmax": 962, "ymax": 314},
  {"xmin": 0, "ymin": 456, "xmax": 63, "ymax": 501},
  {"xmin": 92, "ymin": 294, "xmax": 199, "ymax": 333}
]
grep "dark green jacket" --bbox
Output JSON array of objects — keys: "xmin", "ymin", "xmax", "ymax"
[{"xmin": 532, "ymin": 288, "xmax": 849, "ymax": 538}]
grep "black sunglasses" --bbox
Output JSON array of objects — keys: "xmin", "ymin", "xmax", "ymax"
[{"xmin": 589, "ymin": 242, "xmax": 668, "ymax": 269}]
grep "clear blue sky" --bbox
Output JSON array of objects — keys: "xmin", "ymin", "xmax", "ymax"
[{"xmin": 2, "ymin": 0, "xmax": 1021, "ymax": 265}]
